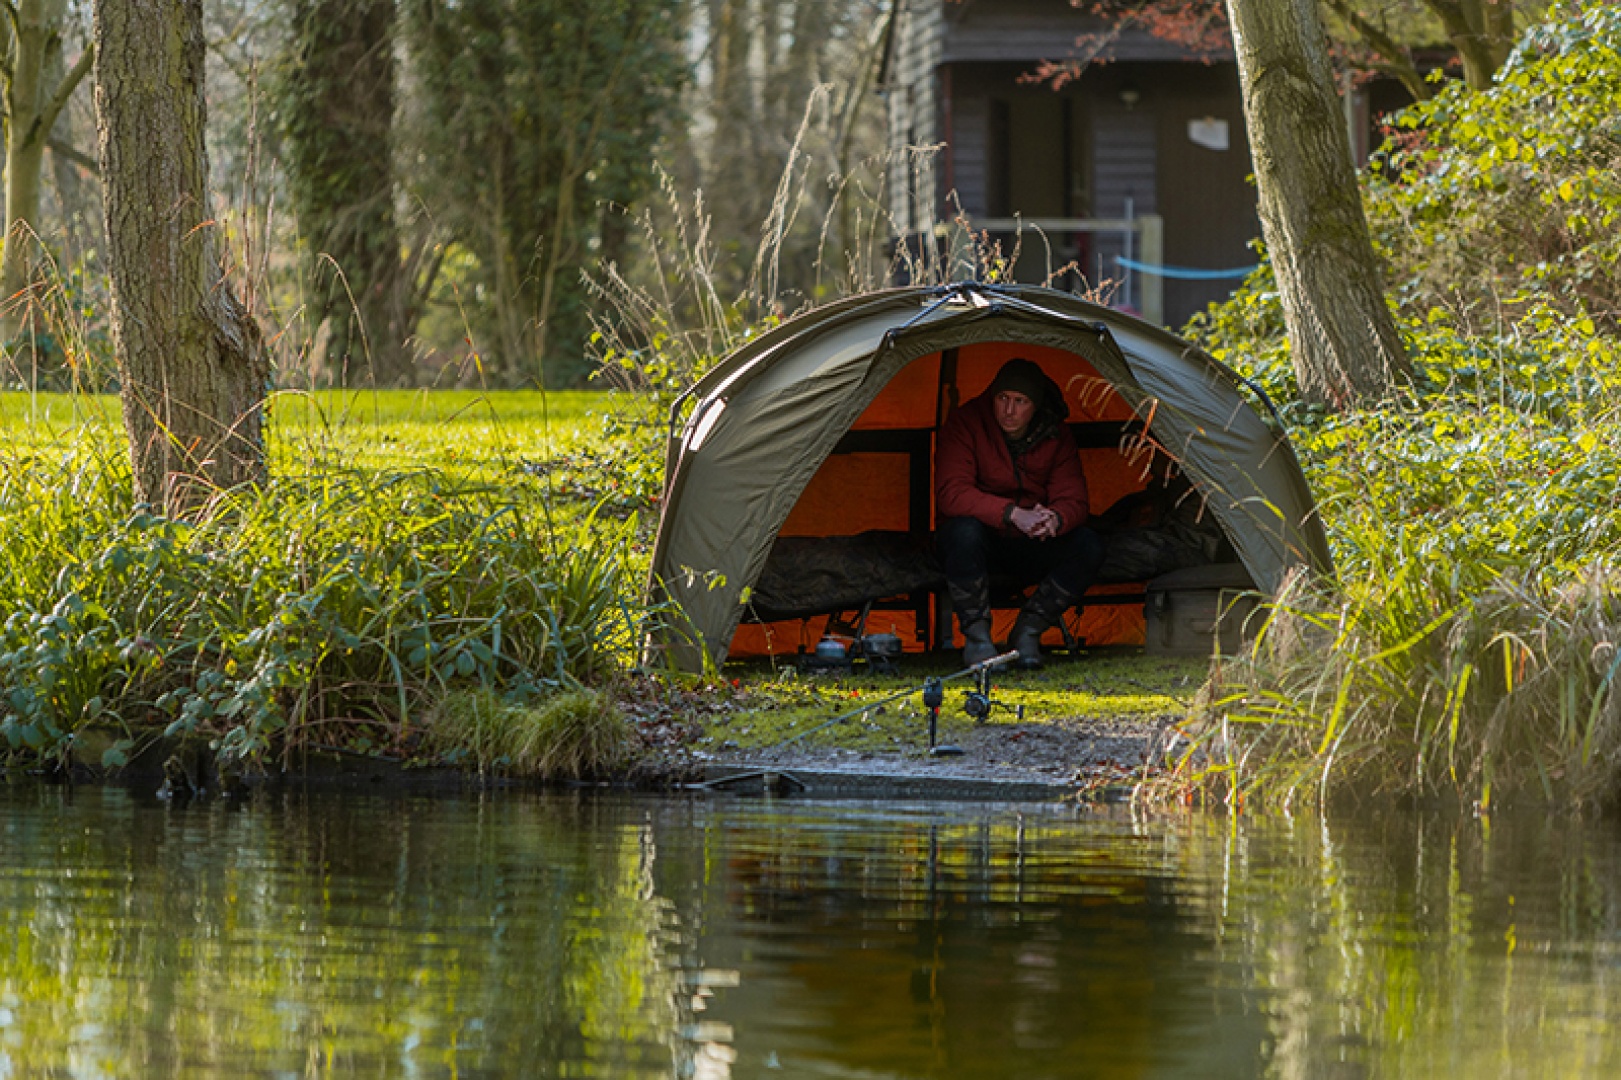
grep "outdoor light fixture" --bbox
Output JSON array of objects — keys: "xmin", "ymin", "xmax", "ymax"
[{"xmin": 1119, "ymin": 83, "xmax": 1141, "ymax": 109}]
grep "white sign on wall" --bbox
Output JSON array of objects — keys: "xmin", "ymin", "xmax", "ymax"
[{"xmin": 1188, "ymin": 117, "xmax": 1230, "ymax": 151}]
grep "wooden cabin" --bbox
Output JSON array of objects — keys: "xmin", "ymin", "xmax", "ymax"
[{"xmin": 880, "ymin": 0, "xmax": 1263, "ymax": 328}]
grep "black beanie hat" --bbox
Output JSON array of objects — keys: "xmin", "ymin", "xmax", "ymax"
[{"xmin": 988, "ymin": 358, "xmax": 1053, "ymax": 407}]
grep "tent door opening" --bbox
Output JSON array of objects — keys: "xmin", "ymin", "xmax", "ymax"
[{"xmin": 731, "ymin": 339, "xmax": 1245, "ymax": 660}]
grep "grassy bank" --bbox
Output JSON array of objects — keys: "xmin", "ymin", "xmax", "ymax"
[
  {"xmin": 24, "ymin": 4, "xmax": 1621, "ymax": 800},
  {"xmin": 693, "ymin": 652, "xmax": 1204, "ymax": 755},
  {"xmin": 0, "ymin": 389, "xmax": 667, "ymax": 777}
]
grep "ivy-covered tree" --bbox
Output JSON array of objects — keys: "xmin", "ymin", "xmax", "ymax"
[
  {"xmin": 404, "ymin": 0, "xmax": 685, "ymax": 386},
  {"xmin": 279, "ymin": 0, "xmax": 408, "ymax": 384}
]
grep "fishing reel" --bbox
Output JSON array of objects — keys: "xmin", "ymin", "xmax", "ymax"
[{"xmin": 962, "ymin": 666, "xmax": 1023, "ymax": 724}]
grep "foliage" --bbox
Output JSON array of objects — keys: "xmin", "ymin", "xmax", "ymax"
[
  {"xmin": 1167, "ymin": 424, "xmax": 1621, "ymax": 810},
  {"xmin": 1171, "ymin": 1, "xmax": 1621, "ymax": 808},
  {"xmin": 1061, "ymin": 0, "xmax": 1231, "ymax": 78},
  {"xmin": 1187, "ymin": 6, "xmax": 1621, "ymax": 406},
  {"xmin": 1178, "ymin": 306, "xmax": 1621, "ymax": 808},
  {"xmin": 0, "ymin": 390, "xmax": 658, "ymax": 770},
  {"xmin": 1367, "ymin": 0, "xmax": 1621, "ymax": 329},
  {"xmin": 1042, "ymin": 0, "xmax": 1531, "ymax": 96},
  {"xmin": 402, "ymin": 0, "xmax": 686, "ymax": 387},
  {"xmin": 427, "ymin": 687, "xmax": 642, "ymax": 779}
]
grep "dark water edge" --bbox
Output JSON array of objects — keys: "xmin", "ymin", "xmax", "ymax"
[
  {"xmin": 42, "ymin": 730, "xmax": 1085, "ymax": 802},
  {"xmin": 2, "ymin": 784, "xmax": 1619, "ymax": 1078}
]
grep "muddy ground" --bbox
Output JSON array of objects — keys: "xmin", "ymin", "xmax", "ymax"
[
  {"xmin": 680, "ymin": 714, "xmax": 1185, "ymax": 800},
  {"xmin": 630, "ymin": 650, "xmax": 1206, "ymax": 799}
]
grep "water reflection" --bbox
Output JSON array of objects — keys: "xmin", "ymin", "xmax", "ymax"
[
  {"xmin": 0, "ymin": 787, "xmax": 685, "ymax": 1077},
  {"xmin": 666, "ymin": 806, "xmax": 1264, "ymax": 1078},
  {"xmin": 0, "ymin": 787, "xmax": 1618, "ymax": 1077}
]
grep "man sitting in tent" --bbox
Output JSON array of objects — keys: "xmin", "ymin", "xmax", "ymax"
[{"xmin": 936, "ymin": 358, "xmax": 1104, "ymax": 669}]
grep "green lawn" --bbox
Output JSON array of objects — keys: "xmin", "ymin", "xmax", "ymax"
[
  {"xmin": 267, "ymin": 389, "xmax": 619, "ymax": 482},
  {"xmin": 1, "ymin": 388, "xmax": 618, "ymax": 477},
  {"xmin": 0, "ymin": 387, "xmax": 611, "ymax": 428}
]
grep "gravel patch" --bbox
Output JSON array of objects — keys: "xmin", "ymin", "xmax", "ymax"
[{"xmin": 689, "ymin": 714, "xmax": 1180, "ymax": 799}]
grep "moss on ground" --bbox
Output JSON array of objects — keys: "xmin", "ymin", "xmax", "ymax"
[{"xmin": 700, "ymin": 650, "xmax": 1209, "ymax": 754}]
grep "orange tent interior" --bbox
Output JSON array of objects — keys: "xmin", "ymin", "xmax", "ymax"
[{"xmin": 729, "ymin": 341, "xmax": 1187, "ymax": 659}]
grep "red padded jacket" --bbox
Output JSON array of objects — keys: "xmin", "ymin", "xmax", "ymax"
[{"xmin": 935, "ymin": 392, "xmax": 1090, "ymax": 534}]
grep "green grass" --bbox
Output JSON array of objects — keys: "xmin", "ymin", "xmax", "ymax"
[
  {"xmin": 426, "ymin": 687, "xmax": 642, "ymax": 778},
  {"xmin": 704, "ymin": 653, "xmax": 1206, "ymax": 754},
  {"xmin": 0, "ymin": 389, "xmax": 657, "ymax": 770},
  {"xmin": 2, "ymin": 389, "xmax": 616, "ymax": 481}
]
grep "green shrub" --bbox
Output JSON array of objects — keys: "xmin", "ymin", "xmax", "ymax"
[
  {"xmin": 1367, "ymin": 1, "xmax": 1621, "ymax": 329},
  {"xmin": 427, "ymin": 687, "xmax": 640, "ymax": 780},
  {"xmin": 1171, "ymin": 1, "xmax": 1621, "ymax": 809},
  {"xmin": 0, "ymin": 437, "xmax": 654, "ymax": 768},
  {"xmin": 1179, "ymin": 307, "xmax": 1621, "ymax": 808}
]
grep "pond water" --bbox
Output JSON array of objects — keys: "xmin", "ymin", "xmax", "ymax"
[{"xmin": 1, "ymin": 786, "xmax": 1618, "ymax": 1078}]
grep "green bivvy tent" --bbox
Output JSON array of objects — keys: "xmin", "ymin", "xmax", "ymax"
[{"xmin": 646, "ymin": 283, "xmax": 1332, "ymax": 672}]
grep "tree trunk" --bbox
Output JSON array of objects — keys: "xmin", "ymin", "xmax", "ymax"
[
  {"xmin": 94, "ymin": 0, "xmax": 270, "ymax": 513},
  {"xmin": 1429, "ymin": 0, "xmax": 1516, "ymax": 91},
  {"xmin": 1225, "ymin": 0, "xmax": 1411, "ymax": 410},
  {"xmin": 1, "ymin": 0, "xmax": 89, "ymax": 340},
  {"xmin": 285, "ymin": 0, "xmax": 412, "ymax": 386},
  {"xmin": 2, "ymin": 0, "xmax": 53, "ymax": 327}
]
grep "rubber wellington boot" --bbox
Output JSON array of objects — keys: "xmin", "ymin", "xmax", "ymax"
[
  {"xmin": 961, "ymin": 619, "xmax": 997, "ymax": 667},
  {"xmin": 1008, "ymin": 614, "xmax": 1046, "ymax": 670},
  {"xmin": 948, "ymin": 577, "xmax": 997, "ymax": 667},
  {"xmin": 1010, "ymin": 579, "xmax": 1080, "ymax": 670}
]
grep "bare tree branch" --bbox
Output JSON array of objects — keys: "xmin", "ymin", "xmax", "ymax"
[
  {"xmin": 30, "ymin": 40, "xmax": 88, "ymax": 144},
  {"xmin": 1323, "ymin": 0, "xmax": 1429, "ymax": 101},
  {"xmin": 47, "ymin": 134, "xmax": 95, "ymax": 174}
]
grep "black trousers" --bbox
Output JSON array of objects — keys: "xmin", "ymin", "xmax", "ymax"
[{"xmin": 937, "ymin": 515, "xmax": 1105, "ymax": 599}]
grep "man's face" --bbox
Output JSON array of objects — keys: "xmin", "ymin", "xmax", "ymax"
[{"xmin": 994, "ymin": 390, "xmax": 1036, "ymax": 439}]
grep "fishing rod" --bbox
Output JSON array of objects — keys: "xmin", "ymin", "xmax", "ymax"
[{"xmin": 774, "ymin": 650, "xmax": 1020, "ymax": 755}]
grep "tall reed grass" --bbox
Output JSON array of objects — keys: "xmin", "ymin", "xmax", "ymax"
[
  {"xmin": 585, "ymin": 144, "xmax": 1127, "ymax": 525},
  {"xmin": 426, "ymin": 687, "xmax": 641, "ymax": 779},
  {"xmin": 1165, "ymin": 343, "xmax": 1621, "ymax": 810}
]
